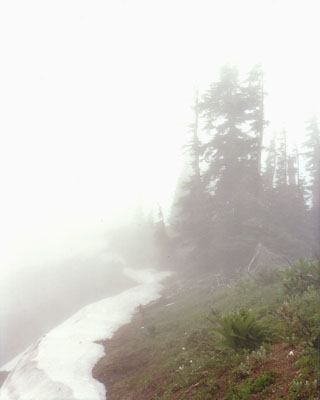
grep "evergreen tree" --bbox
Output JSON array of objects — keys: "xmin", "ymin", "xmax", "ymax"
[
  {"xmin": 171, "ymin": 93, "xmax": 212, "ymax": 269},
  {"xmin": 263, "ymin": 137, "xmax": 276, "ymax": 190},
  {"xmin": 243, "ymin": 64, "xmax": 266, "ymax": 197},
  {"xmin": 171, "ymin": 64, "xmax": 313, "ymax": 276},
  {"xmin": 153, "ymin": 205, "xmax": 173, "ymax": 268},
  {"xmin": 274, "ymin": 129, "xmax": 288, "ymax": 187},
  {"xmin": 304, "ymin": 117, "xmax": 320, "ymax": 258},
  {"xmin": 200, "ymin": 64, "xmax": 260, "ymax": 271},
  {"xmin": 263, "ymin": 132, "xmax": 310, "ymax": 258}
]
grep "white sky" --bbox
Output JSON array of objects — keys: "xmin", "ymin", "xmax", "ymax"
[{"xmin": 0, "ymin": 0, "xmax": 319, "ymax": 270}]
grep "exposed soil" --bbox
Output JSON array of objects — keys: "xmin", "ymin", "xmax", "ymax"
[
  {"xmin": 215, "ymin": 344, "xmax": 303, "ymax": 400},
  {"xmin": 92, "ymin": 274, "xmax": 310, "ymax": 399},
  {"xmin": 93, "ymin": 317, "xmax": 302, "ymax": 400},
  {"xmin": 92, "ymin": 298, "xmax": 170, "ymax": 400}
]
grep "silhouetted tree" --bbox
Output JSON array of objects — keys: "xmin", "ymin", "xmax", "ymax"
[
  {"xmin": 263, "ymin": 137, "xmax": 276, "ymax": 190},
  {"xmin": 243, "ymin": 64, "xmax": 266, "ymax": 197},
  {"xmin": 200, "ymin": 64, "xmax": 264, "ymax": 271},
  {"xmin": 262, "ymin": 132, "xmax": 310, "ymax": 258},
  {"xmin": 153, "ymin": 205, "xmax": 173, "ymax": 268},
  {"xmin": 171, "ymin": 64, "xmax": 313, "ymax": 276},
  {"xmin": 171, "ymin": 92, "xmax": 212, "ymax": 269},
  {"xmin": 304, "ymin": 117, "xmax": 320, "ymax": 258}
]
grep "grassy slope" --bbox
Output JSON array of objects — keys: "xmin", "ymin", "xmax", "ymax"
[{"xmin": 93, "ymin": 266, "xmax": 320, "ymax": 399}]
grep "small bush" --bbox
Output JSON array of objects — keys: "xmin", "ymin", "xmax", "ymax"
[
  {"xmin": 253, "ymin": 268, "xmax": 280, "ymax": 285},
  {"xmin": 232, "ymin": 356, "xmax": 251, "ymax": 379},
  {"xmin": 276, "ymin": 286, "xmax": 320, "ymax": 347},
  {"xmin": 281, "ymin": 259, "xmax": 320, "ymax": 296},
  {"xmin": 289, "ymin": 378, "xmax": 318, "ymax": 399},
  {"xmin": 209, "ymin": 308, "xmax": 273, "ymax": 352},
  {"xmin": 225, "ymin": 371, "xmax": 276, "ymax": 399},
  {"xmin": 295, "ymin": 347, "xmax": 319, "ymax": 373}
]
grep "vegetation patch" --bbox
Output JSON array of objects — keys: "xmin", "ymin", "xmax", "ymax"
[
  {"xmin": 93, "ymin": 261, "xmax": 320, "ymax": 399},
  {"xmin": 225, "ymin": 371, "xmax": 276, "ymax": 399},
  {"xmin": 208, "ymin": 308, "xmax": 273, "ymax": 352}
]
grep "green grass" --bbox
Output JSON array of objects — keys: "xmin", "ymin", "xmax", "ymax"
[
  {"xmin": 225, "ymin": 371, "xmax": 277, "ymax": 399},
  {"xmin": 94, "ymin": 260, "xmax": 320, "ymax": 399}
]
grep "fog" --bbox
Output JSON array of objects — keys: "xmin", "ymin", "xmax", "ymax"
[
  {"xmin": 0, "ymin": 252, "xmax": 135, "ymax": 363},
  {"xmin": 1, "ymin": 0, "xmax": 320, "ymax": 368}
]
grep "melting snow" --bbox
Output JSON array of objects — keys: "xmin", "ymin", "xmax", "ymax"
[{"xmin": 0, "ymin": 268, "xmax": 170, "ymax": 400}]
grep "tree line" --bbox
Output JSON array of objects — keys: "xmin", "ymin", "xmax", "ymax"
[{"xmin": 169, "ymin": 64, "xmax": 320, "ymax": 275}]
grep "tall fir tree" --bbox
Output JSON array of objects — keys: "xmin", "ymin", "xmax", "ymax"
[
  {"xmin": 243, "ymin": 64, "xmax": 266, "ymax": 197},
  {"xmin": 263, "ymin": 137, "xmax": 276, "ymax": 190},
  {"xmin": 153, "ymin": 205, "xmax": 173, "ymax": 269},
  {"xmin": 171, "ymin": 64, "xmax": 313, "ymax": 276},
  {"xmin": 304, "ymin": 116, "xmax": 320, "ymax": 258},
  {"xmin": 200, "ymin": 64, "xmax": 261, "ymax": 271},
  {"xmin": 171, "ymin": 92, "xmax": 212, "ymax": 269},
  {"xmin": 264, "ymin": 131, "xmax": 310, "ymax": 258},
  {"xmin": 275, "ymin": 129, "xmax": 288, "ymax": 187}
]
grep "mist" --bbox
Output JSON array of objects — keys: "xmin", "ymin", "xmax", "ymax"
[
  {"xmin": 1, "ymin": 0, "xmax": 320, "ymax": 398},
  {"xmin": 0, "ymin": 251, "xmax": 134, "ymax": 364}
]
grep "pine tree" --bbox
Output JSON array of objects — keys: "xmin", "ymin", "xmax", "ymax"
[
  {"xmin": 200, "ymin": 64, "xmax": 260, "ymax": 271},
  {"xmin": 304, "ymin": 117, "xmax": 320, "ymax": 258},
  {"xmin": 243, "ymin": 64, "xmax": 266, "ymax": 197},
  {"xmin": 153, "ymin": 205, "xmax": 173, "ymax": 269},
  {"xmin": 263, "ymin": 137, "xmax": 276, "ymax": 190},
  {"xmin": 171, "ymin": 65, "xmax": 313, "ymax": 274},
  {"xmin": 263, "ymin": 132, "xmax": 310, "ymax": 258},
  {"xmin": 171, "ymin": 92, "xmax": 212, "ymax": 269},
  {"xmin": 275, "ymin": 129, "xmax": 288, "ymax": 187}
]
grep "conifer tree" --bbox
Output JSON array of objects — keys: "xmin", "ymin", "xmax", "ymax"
[
  {"xmin": 264, "ymin": 131, "xmax": 310, "ymax": 258},
  {"xmin": 243, "ymin": 65, "xmax": 266, "ymax": 196},
  {"xmin": 304, "ymin": 117, "xmax": 320, "ymax": 258},
  {"xmin": 275, "ymin": 129, "xmax": 288, "ymax": 187},
  {"xmin": 171, "ymin": 64, "xmax": 313, "ymax": 275},
  {"xmin": 263, "ymin": 138, "xmax": 276, "ymax": 190},
  {"xmin": 153, "ymin": 205, "xmax": 173, "ymax": 268},
  {"xmin": 171, "ymin": 93, "xmax": 211, "ymax": 269},
  {"xmin": 200, "ymin": 64, "xmax": 259, "ymax": 270}
]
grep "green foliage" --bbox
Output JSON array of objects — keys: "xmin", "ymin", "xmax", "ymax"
[
  {"xmin": 232, "ymin": 356, "xmax": 251, "ymax": 379},
  {"xmin": 209, "ymin": 308, "xmax": 273, "ymax": 352},
  {"xmin": 232, "ymin": 346, "xmax": 268, "ymax": 379},
  {"xmin": 288, "ymin": 378, "xmax": 318, "ymax": 399},
  {"xmin": 251, "ymin": 344, "xmax": 268, "ymax": 363},
  {"xmin": 252, "ymin": 267, "xmax": 280, "ymax": 285},
  {"xmin": 294, "ymin": 347, "xmax": 320, "ymax": 379},
  {"xmin": 276, "ymin": 286, "xmax": 320, "ymax": 347},
  {"xmin": 97, "ymin": 259, "xmax": 320, "ymax": 399},
  {"xmin": 170, "ymin": 63, "xmax": 315, "ymax": 274},
  {"xmin": 225, "ymin": 371, "xmax": 276, "ymax": 399},
  {"xmin": 169, "ymin": 371, "xmax": 220, "ymax": 399},
  {"xmin": 281, "ymin": 259, "xmax": 320, "ymax": 296}
]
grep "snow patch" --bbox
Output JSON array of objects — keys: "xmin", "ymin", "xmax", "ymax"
[{"xmin": 0, "ymin": 268, "xmax": 171, "ymax": 400}]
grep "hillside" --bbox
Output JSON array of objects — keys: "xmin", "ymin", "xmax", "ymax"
[
  {"xmin": 93, "ymin": 261, "xmax": 320, "ymax": 399},
  {"xmin": 0, "ymin": 269, "xmax": 170, "ymax": 400}
]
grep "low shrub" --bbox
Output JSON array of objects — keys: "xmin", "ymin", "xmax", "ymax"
[
  {"xmin": 209, "ymin": 308, "xmax": 273, "ymax": 352},
  {"xmin": 252, "ymin": 268, "xmax": 280, "ymax": 285},
  {"xmin": 294, "ymin": 347, "xmax": 320, "ymax": 378},
  {"xmin": 225, "ymin": 371, "xmax": 276, "ymax": 399},
  {"xmin": 289, "ymin": 378, "xmax": 318, "ymax": 399},
  {"xmin": 281, "ymin": 259, "xmax": 320, "ymax": 296},
  {"xmin": 276, "ymin": 286, "xmax": 320, "ymax": 347}
]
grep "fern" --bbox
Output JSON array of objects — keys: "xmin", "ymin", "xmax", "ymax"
[{"xmin": 209, "ymin": 308, "xmax": 272, "ymax": 352}]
